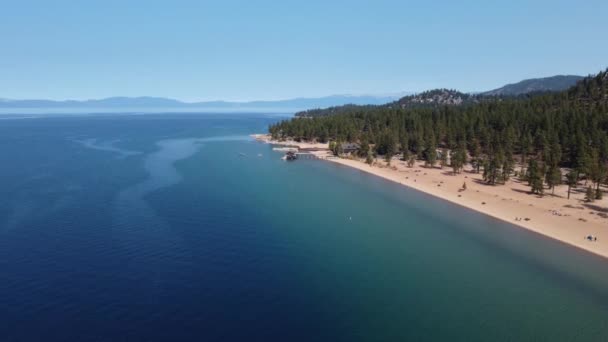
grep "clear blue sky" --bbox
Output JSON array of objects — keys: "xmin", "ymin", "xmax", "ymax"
[{"xmin": 1, "ymin": 0, "xmax": 606, "ymax": 101}]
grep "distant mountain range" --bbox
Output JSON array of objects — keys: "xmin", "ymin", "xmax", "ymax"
[
  {"xmin": 0, "ymin": 74, "xmax": 585, "ymax": 111},
  {"xmin": 394, "ymin": 75, "xmax": 585, "ymax": 108},
  {"xmin": 0, "ymin": 94, "xmax": 407, "ymax": 110},
  {"xmin": 295, "ymin": 74, "xmax": 587, "ymax": 117},
  {"xmin": 482, "ymin": 75, "xmax": 584, "ymax": 96}
]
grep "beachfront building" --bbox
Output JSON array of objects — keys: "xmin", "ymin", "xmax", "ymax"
[{"xmin": 341, "ymin": 143, "xmax": 360, "ymax": 154}]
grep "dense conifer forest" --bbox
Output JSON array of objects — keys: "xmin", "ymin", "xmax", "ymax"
[{"xmin": 269, "ymin": 70, "xmax": 608, "ymax": 196}]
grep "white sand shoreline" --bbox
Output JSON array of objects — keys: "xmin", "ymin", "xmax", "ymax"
[{"xmin": 253, "ymin": 134, "xmax": 608, "ymax": 260}]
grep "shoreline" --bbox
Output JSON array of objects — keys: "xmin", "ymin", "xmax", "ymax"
[{"xmin": 253, "ymin": 134, "xmax": 608, "ymax": 260}]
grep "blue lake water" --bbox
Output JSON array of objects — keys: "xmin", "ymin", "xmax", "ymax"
[{"xmin": 1, "ymin": 113, "xmax": 608, "ymax": 341}]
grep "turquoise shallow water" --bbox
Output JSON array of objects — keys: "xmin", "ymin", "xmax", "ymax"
[{"xmin": 1, "ymin": 113, "xmax": 608, "ymax": 341}]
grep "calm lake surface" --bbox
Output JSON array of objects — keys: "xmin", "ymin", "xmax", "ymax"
[{"xmin": 1, "ymin": 113, "xmax": 608, "ymax": 341}]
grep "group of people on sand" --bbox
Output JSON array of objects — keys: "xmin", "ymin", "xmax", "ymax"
[{"xmin": 586, "ymin": 235, "xmax": 598, "ymax": 242}]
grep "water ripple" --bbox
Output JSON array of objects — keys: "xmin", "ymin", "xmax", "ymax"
[{"xmin": 72, "ymin": 138, "xmax": 142, "ymax": 158}]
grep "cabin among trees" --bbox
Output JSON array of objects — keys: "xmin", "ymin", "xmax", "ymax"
[
  {"xmin": 341, "ymin": 143, "xmax": 360, "ymax": 154},
  {"xmin": 329, "ymin": 141, "xmax": 360, "ymax": 156}
]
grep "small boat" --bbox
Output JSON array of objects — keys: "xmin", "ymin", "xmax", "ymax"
[{"xmin": 285, "ymin": 151, "xmax": 298, "ymax": 161}]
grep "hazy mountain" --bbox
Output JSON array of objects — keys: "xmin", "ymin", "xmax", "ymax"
[
  {"xmin": 0, "ymin": 94, "xmax": 407, "ymax": 110},
  {"xmin": 393, "ymin": 89, "xmax": 477, "ymax": 109},
  {"xmin": 483, "ymin": 75, "xmax": 584, "ymax": 96},
  {"xmin": 1, "ymin": 75, "xmax": 584, "ymax": 112},
  {"xmin": 295, "ymin": 75, "xmax": 588, "ymax": 117}
]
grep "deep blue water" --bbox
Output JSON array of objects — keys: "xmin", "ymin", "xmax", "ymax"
[{"xmin": 1, "ymin": 113, "xmax": 608, "ymax": 341}]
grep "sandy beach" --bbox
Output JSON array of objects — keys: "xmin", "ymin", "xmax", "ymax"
[{"xmin": 253, "ymin": 134, "xmax": 608, "ymax": 259}]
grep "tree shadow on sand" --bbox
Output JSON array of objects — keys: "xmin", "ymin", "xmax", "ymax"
[{"xmin": 583, "ymin": 203, "xmax": 608, "ymax": 213}]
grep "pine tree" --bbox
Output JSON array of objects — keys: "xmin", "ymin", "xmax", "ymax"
[
  {"xmin": 585, "ymin": 186, "xmax": 595, "ymax": 202},
  {"xmin": 520, "ymin": 132, "xmax": 533, "ymax": 164},
  {"xmin": 329, "ymin": 141, "xmax": 337, "ymax": 156},
  {"xmin": 358, "ymin": 138, "xmax": 370, "ymax": 158},
  {"xmin": 366, "ymin": 150, "xmax": 374, "ymax": 165},
  {"xmin": 548, "ymin": 135, "xmax": 562, "ymax": 167},
  {"xmin": 414, "ymin": 134, "xmax": 425, "ymax": 159},
  {"xmin": 535, "ymin": 130, "xmax": 548, "ymax": 161},
  {"xmin": 470, "ymin": 139, "xmax": 482, "ymax": 173},
  {"xmin": 401, "ymin": 148, "xmax": 410, "ymax": 162},
  {"xmin": 439, "ymin": 148, "xmax": 448, "ymax": 169},
  {"xmin": 450, "ymin": 146, "xmax": 467, "ymax": 174},
  {"xmin": 407, "ymin": 155, "xmax": 416, "ymax": 168},
  {"xmin": 483, "ymin": 156, "xmax": 500, "ymax": 185},
  {"xmin": 528, "ymin": 159, "xmax": 544, "ymax": 195},
  {"xmin": 501, "ymin": 151, "xmax": 514, "ymax": 183},
  {"xmin": 595, "ymin": 162, "xmax": 606, "ymax": 195},
  {"xmin": 545, "ymin": 166, "xmax": 561, "ymax": 195},
  {"xmin": 424, "ymin": 131, "xmax": 437, "ymax": 167},
  {"xmin": 527, "ymin": 159, "xmax": 537, "ymax": 186},
  {"xmin": 566, "ymin": 170, "xmax": 578, "ymax": 200},
  {"xmin": 318, "ymin": 128, "xmax": 329, "ymax": 143},
  {"xmin": 400, "ymin": 133, "xmax": 410, "ymax": 160},
  {"xmin": 495, "ymin": 148, "xmax": 506, "ymax": 184},
  {"xmin": 582, "ymin": 148, "xmax": 606, "ymax": 196},
  {"xmin": 519, "ymin": 166, "xmax": 527, "ymax": 182},
  {"xmin": 337, "ymin": 140, "xmax": 344, "ymax": 156}
]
